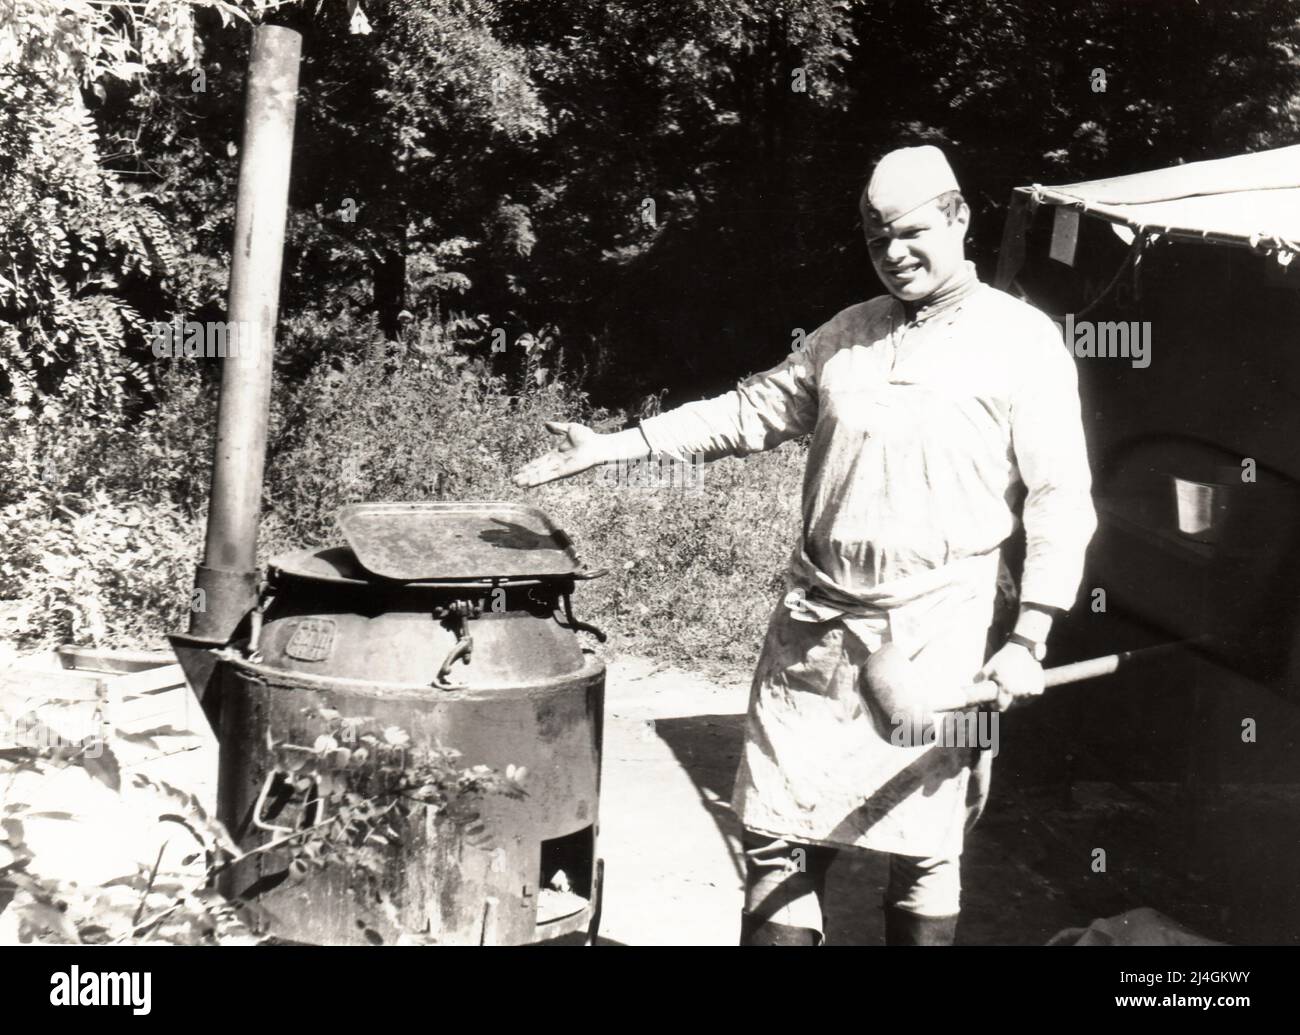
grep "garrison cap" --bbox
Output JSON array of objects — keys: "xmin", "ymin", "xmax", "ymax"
[{"xmin": 863, "ymin": 145, "xmax": 960, "ymax": 225}]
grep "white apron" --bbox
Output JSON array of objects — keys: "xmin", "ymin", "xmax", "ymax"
[{"xmin": 732, "ymin": 558, "xmax": 998, "ymax": 858}]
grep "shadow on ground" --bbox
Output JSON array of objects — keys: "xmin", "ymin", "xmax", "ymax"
[
  {"xmin": 648, "ymin": 651, "xmax": 1300, "ymax": 946},
  {"xmin": 652, "ymin": 713, "xmax": 889, "ymax": 945}
]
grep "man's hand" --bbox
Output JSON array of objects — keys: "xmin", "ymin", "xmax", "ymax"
[
  {"xmin": 513, "ymin": 421, "xmax": 615, "ymax": 488},
  {"xmin": 975, "ymin": 642, "xmax": 1045, "ymax": 712}
]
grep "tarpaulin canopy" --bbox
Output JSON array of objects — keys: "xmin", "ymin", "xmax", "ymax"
[{"xmin": 996, "ymin": 144, "xmax": 1300, "ymax": 286}]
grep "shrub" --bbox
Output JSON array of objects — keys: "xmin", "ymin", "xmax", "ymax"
[
  {"xmin": 2, "ymin": 307, "xmax": 808, "ymax": 676},
  {"xmin": 262, "ymin": 310, "xmax": 598, "ymax": 550},
  {"xmin": 0, "ymin": 487, "xmax": 200, "ymax": 649},
  {"xmin": 0, "ymin": 363, "xmax": 214, "ymax": 649},
  {"xmin": 537, "ymin": 443, "xmax": 806, "ymax": 672}
]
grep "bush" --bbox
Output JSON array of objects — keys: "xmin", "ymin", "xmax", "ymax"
[
  {"xmin": 262, "ymin": 314, "xmax": 582, "ymax": 545},
  {"xmin": 536, "ymin": 445, "xmax": 805, "ymax": 672},
  {"xmin": 0, "ymin": 361, "xmax": 215, "ymax": 648},
  {"xmin": 2, "ymin": 308, "xmax": 807, "ymax": 676},
  {"xmin": 0, "ymin": 487, "xmax": 200, "ymax": 649}
]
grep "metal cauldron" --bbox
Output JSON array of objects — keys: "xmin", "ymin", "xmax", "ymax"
[{"xmin": 210, "ymin": 502, "xmax": 606, "ymax": 945}]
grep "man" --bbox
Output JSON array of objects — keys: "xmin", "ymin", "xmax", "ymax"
[{"xmin": 514, "ymin": 145, "xmax": 1096, "ymax": 945}]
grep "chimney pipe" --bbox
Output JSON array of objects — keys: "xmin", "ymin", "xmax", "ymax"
[{"xmin": 173, "ymin": 25, "xmax": 301, "ymax": 701}]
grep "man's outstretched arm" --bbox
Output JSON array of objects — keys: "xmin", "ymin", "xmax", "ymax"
[{"xmin": 514, "ymin": 329, "xmax": 823, "ymax": 488}]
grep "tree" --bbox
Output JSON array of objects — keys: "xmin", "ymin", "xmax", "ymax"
[{"xmin": 0, "ymin": 0, "xmax": 268, "ymax": 423}]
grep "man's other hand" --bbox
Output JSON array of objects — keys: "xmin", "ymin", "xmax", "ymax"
[
  {"xmin": 976, "ymin": 643, "xmax": 1045, "ymax": 712},
  {"xmin": 513, "ymin": 421, "xmax": 609, "ymax": 488}
]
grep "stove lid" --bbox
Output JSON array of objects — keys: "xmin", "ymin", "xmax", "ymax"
[
  {"xmin": 267, "ymin": 546, "xmax": 373, "ymax": 586},
  {"xmin": 335, "ymin": 501, "xmax": 589, "ymax": 582}
]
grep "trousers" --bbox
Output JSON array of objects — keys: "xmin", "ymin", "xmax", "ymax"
[{"xmin": 742, "ymin": 830, "xmax": 961, "ymax": 937}]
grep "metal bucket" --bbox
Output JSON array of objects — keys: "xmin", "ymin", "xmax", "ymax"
[{"xmin": 211, "ymin": 503, "xmax": 607, "ymax": 945}]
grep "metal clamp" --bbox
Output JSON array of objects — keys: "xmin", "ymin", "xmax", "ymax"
[
  {"xmin": 433, "ymin": 599, "xmax": 481, "ymax": 689},
  {"xmin": 245, "ymin": 580, "xmax": 274, "ymax": 664}
]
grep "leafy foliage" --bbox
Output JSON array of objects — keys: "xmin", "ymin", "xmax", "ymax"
[
  {"xmin": 0, "ymin": 0, "xmax": 261, "ymax": 424},
  {"xmin": 259, "ymin": 708, "xmax": 527, "ymax": 943},
  {"xmin": 0, "ymin": 487, "xmax": 201, "ymax": 648},
  {"xmin": 0, "ymin": 683, "xmax": 522, "ymax": 944},
  {"xmin": 0, "ymin": 69, "xmax": 156, "ymax": 421},
  {"xmin": 262, "ymin": 308, "xmax": 596, "ymax": 549},
  {"xmin": 0, "ymin": 361, "xmax": 215, "ymax": 649},
  {"xmin": 0, "ymin": 695, "xmax": 258, "ymax": 944},
  {"xmin": 7, "ymin": 0, "xmax": 1300, "ymax": 420}
]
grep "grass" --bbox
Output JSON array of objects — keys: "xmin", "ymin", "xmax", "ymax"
[{"xmin": 536, "ymin": 445, "xmax": 806, "ymax": 675}]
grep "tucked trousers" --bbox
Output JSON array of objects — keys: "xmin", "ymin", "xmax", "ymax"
[{"xmin": 742, "ymin": 831, "xmax": 962, "ymax": 939}]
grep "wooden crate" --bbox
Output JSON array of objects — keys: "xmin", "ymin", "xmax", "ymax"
[{"xmin": 4, "ymin": 646, "xmax": 217, "ymax": 812}]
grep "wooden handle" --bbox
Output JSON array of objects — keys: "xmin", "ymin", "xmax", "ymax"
[{"xmin": 947, "ymin": 641, "xmax": 1193, "ymax": 710}]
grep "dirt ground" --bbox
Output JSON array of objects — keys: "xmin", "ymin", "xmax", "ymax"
[
  {"xmin": 5, "ymin": 603, "xmax": 1296, "ymax": 945},
  {"xmin": 594, "ymin": 646, "xmax": 1300, "ymax": 946}
]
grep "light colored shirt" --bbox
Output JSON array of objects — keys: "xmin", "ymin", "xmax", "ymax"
[{"xmin": 639, "ymin": 279, "xmax": 1097, "ymax": 617}]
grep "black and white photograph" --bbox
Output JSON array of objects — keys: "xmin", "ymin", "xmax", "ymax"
[{"xmin": 0, "ymin": 0, "xmax": 1297, "ymax": 1009}]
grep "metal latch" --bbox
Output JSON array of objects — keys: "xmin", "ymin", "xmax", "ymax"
[
  {"xmin": 559, "ymin": 593, "xmax": 607, "ymax": 643},
  {"xmin": 433, "ymin": 599, "xmax": 482, "ymax": 689}
]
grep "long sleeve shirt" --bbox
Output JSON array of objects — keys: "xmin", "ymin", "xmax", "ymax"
[{"xmin": 638, "ymin": 279, "xmax": 1097, "ymax": 619}]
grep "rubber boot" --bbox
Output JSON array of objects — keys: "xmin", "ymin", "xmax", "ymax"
[
  {"xmin": 739, "ymin": 911, "xmax": 822, "ymax": 946},
  {"xmin": 883, "ymin": 905, "xmax": 958, "ymax": 945}
]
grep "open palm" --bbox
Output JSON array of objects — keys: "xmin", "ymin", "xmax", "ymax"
[{"xmin": 513, "ymin": 421, "xmax": 608, "ymax": 488}]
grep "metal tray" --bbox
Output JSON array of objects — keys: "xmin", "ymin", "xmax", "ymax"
[{"xmin": 336, "ymin": 501, "xmax": 588, "ymax": 582}]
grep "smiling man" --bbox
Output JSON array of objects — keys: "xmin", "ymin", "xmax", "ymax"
[{"xmin": 514, "ymin": 145, "xmax": 1096, "ymax": 945}]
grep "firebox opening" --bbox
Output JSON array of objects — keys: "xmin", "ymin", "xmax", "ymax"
[
  {"xmin": 253, "ymin": 771, "xmax": 322, "ymax": 837},
  {"xmin": 537, "ymin": 826, "xmax": 594, "ymax": 923}
]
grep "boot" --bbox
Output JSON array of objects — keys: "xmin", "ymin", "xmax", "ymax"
[
  {"xmin": 883, "ymin": 904, "xmax": 958, "ymax": 945},
  {"xmin": 739, "ymin": 911, "xmax": 822, "ymax": 946}
]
